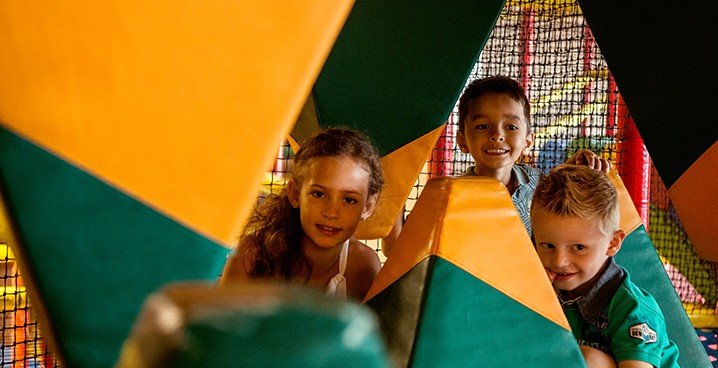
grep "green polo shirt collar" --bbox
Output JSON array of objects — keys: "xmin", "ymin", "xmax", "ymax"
[{"xmin": 560, "ymin": 257, "xmax": 625, "ymax": 325}]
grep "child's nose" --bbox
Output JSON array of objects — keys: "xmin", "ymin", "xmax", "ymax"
[
  {"xmin": 322, "ymin": 200, "xmax": 340, "ymax": 219},
  {"xmin": 552, "ymin": 249, "xmax": 570, "ymax": 267},
  {"xmin": 489, "ymin": 129, "xmax": 505, "ymax": 142}
]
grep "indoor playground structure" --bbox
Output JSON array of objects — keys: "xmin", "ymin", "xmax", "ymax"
[{"xmin": 0, "ymin": 0, "xmax": 716, "ymax": 367}]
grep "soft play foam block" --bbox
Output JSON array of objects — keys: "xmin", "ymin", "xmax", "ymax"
[
  {"xmin": 116, "ymin": 282, "xmax": 390, "ymax": 368},
  {"xmin": 0, "ymin": 2, "xmax": 353, "ymax": 367},
  {"xmin": 365, "ymin": 177, "xmax": 586, "ymax": 368},
  {"xmin": 609, "ymin": 170, "xmax": 712, "ymax": 368}
]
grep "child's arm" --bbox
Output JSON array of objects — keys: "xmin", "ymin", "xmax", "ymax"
[
  {"xmin": 580, "ymin": 347, "xmax": 656, "ymax": 368},
  {"xmin": 347, "ymin": 238, "xmax": 382, "ymax": 300},
  {"xmin": 616, "ymin": 361, "xmax": 652, "ymax": 368},
  {"xmin": 580, "ymin": 345, "xmax": 617, "ymax": 368},
  {"xmin": 217, "ymin": 243, "xmax": 253, "ymax": 286},
  {"xmin": 606, "ymin": 287, "xmax": 676, "ymax": 367},
  {"xmin": 565, "ymin": 149, "xmax": 612, "ymax": 173},
  {"xmin": 381, "ymin": 211, "xmax": 404, "ymax": 257}
]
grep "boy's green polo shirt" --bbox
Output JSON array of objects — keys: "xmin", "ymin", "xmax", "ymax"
[{"xmin": 560, "ymin": 258, "xmax": 680, "ymax": 367}]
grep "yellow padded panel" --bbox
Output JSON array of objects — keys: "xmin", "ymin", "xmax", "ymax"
[
  {"xmin": 0, "ymin": 1, "xmax": 353, "ymax": 246},
  {"xmin": 607, "ymin": 169, "xmax": 644, "ymax": 235},
  {"xmin": 356, "ymin": 125, "xmax": 445, "ymax": 239}
]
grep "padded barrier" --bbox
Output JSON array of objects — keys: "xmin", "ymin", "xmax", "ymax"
[
  {"xmin": 0, "ymin": 127, "xmax": 230, "ymax": 367},
  {"xmin": 0, "ymin": 2, "xmax": 353, "ymax": 367},
  {"xmin": 365, "ymin": 177, "xmax": 586, "ymax": 368},
  {"xmin": 116, "ymin": 282, "xmax": 390, "ymax": 368},
  {"xmin": 609, "ymin": 171, "xmax": 712, "ymax": 368}
]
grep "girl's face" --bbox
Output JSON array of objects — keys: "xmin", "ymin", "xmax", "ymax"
[
  {"xmin": 457, "ymin": 93, "xmax": 534, "ymax": 179},
  {"xmin": 288, "ymin": 155, "xmax": 377, "ymax": 250}
]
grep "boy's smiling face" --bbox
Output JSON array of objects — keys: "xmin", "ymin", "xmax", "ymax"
[
  {"xmin": 532, "ymin": 208, "xmax": 624, "ymax": 292},
  {"xmin": 457, "ymin": 92, "xmax": 534, "ymax": 181}
]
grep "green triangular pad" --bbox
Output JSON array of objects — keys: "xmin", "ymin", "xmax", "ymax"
[
  {"xmin": 615, "ymin": 225, "xmax": 711, "ymax": 368},
  {"xmin": 367, "ymin": 256, "xmax": 586, "ymax": 368}
]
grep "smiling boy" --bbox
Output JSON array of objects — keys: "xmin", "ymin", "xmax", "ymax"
[
  {"xmin": 456, "ymin": 76, "xmax": 609, "ymax": 237},
  {"xmin": 382, "ymin": 76, "xmax": 610, "ymax": 256},
  {"xmin": 531, "ymin": 165, "xmax": 679, "ymax": 368}
]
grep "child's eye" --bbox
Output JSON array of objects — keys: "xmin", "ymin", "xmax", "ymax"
[
  {"xmin": 344, "ymin": 197, "xmax": 358, "ymax": 204},
  {"xmin": 310, "ymin": 191, "xmax": 324, "ymax": 199},
  {"xmin": 539, "ymin": 243, "xmax": 555, "ymax": 250},
  {"xmin": 508, "ymin": 124, "xmax": 520, "ymax": 130},
  {"xmin": 573, "ymin": 244, "xmax": 586, "ymax": 251},
  {"xmin": 475, "ymin": 124, "xmax": 489, "ymax": 130}
]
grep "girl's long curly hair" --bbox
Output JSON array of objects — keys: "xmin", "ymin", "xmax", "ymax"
[{"xmin": 240, "ymin": 127, "xmax": 384, "ymax": 282}]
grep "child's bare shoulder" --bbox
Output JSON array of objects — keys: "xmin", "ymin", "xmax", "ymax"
[
  {"xmin": 345, "ymin": 238, "xmax": 381, "ymax": 299},
  {"xmin": 347, "ymin": 238, "xmax": 381, "ymax": 269}
]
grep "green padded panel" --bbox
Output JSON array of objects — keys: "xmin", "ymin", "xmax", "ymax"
[
  {"xmin": 367, "ymin": 256, "xmax": 586, "ymax": 368},
  {"xmin": 365, "ymin": 259, "xmax": 430, "ymax": 367},
  {"xmin": 615, "ymin": 225, "xmax": 711, "ymax": 368},
  {"xmin": 0, "ymin": 127, "xmax": 230, "ymax": 368},
  {"xmin": 577, "ymin": 0, "xmax": 718, "ymax": 187},
  {"xmin": 117, "ymin": 282, "xmax": 390, "ymax": 368},
  {"xmin": 311, "ymin": 0, "xmax": 506, "ymax": 156}
]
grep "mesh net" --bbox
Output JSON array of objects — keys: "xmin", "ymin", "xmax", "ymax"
[
  {"xmin": 0, "ymin": 244, "xmax": 57, "ymax": 367},
  {"xmin": 1, "ymin": 0, "xmax": 716, "ymax": 365},
  {"xmin": 431, "ymin": 0, "xmax": 717, "ymax": 319}
]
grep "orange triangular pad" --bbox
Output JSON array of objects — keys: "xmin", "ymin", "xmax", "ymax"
[
  {"xmin": 365, "ymin": 177, "xmax": 582, "ymax": 367},
  {"xmin": 355, "ymin": 126, "xmax": 444, "ymax": 239},
  {"xmin": 605, "ymin": 170, "xmax": 643, "ymax": 234},
  {"xmin": 668, "ymin": 142, "xmax": 718, "ymax": 261},
  {"xmin": 366, "ymin": 177, "xmax": 567, "ymax": 329}
]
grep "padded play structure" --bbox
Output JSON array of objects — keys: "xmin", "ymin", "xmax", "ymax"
[
  {"xmin": 116, "ymin": 282, "xmax": 389, "ymax": 368},
  {"xmin": 0, "ymin": 0, "xmax": 716, "ymax": 367},
  {"xmin": 364, "ymin": 174, "xmax": 710, "ymax": 367},
  {"xmin": 0, "ymin": 2, "xmax": 356, "ymax": 367},
  {"xmin": 365, "ymin": 177, "xmax": 586, "ymax": 367}
]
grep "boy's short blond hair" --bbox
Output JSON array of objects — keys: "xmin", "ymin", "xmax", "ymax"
[{"xmin": 531, "ymin": 165, "xmax": 619, "ymax": 237}]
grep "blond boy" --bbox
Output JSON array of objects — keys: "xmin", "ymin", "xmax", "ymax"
[{"xmin": 531, "ymin": 165, "xmax": 679, "ymax": 368}]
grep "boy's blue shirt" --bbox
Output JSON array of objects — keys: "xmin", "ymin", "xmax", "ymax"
[
  {"xmin": 560, "ymin": 257, "xmax": 680, "ymax": 367},
  {"xmin": 462, "ymin": 163, "xmax": 540, "ymax": 236}
]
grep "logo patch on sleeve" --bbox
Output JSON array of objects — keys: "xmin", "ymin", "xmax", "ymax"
[{"xmin": 629, "ymin": 323, "xmax": 657, "ymax": 343}]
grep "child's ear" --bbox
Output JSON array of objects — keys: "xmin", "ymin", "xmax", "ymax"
[
  {"xmin": 522, "ymin": 132, "xmax": 535, "ymax": 155},
  {"xmin": 287, "ymin": 180, "xmax": 300, "ymax": 208},
  {"xmin": 606, "ymin": 229, "xmax": 625, "ymax": 256},
  {"xmin": 456, "ymin": 131, "xmax": 470, "ymax": 154},
  {"xmin": 361, "ymin": 194, "xmax": 379, "ymax": 220}
]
